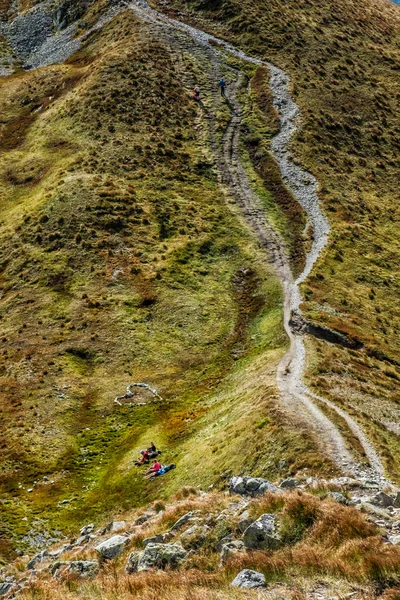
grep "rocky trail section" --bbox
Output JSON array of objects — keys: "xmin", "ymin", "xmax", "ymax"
[{"xmin": 125, "ymin": 0, "xmax": 387, "ymax": 482}]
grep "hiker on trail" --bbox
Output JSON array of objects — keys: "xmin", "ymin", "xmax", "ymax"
[
  {"xmin": 192, "ymin": 85, "xmax": 200, "ymax": 101},
  {"xmin": 219, "ymin": 78, "xmax": 226, "ymax": 97}
]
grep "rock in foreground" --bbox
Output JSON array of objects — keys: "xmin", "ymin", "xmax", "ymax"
[
  {"xmin": 243, "ymin": 514, "xmax": 281, "ymax": 550},
  {"xmin": 126, "ymin": 543, "xmax": 187, "ymax": 572},
  {"xmin": 231, "ymin": 569, "xmax": 267, "ymax": 589},
  {"xmin": 230, "ymin": 476, "xmax": 280, "ymax": 497},
  {"xmin": 68, "ymin": 561, "xmax": 99, "ymax": 577},
  {"xmin": 95, "ymin": 535, "xmax": 128, "ymax": 560}
]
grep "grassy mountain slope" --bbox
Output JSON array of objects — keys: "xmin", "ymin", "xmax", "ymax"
[
  {"xmin": 150, "ymin": 0, "xmax": 400, "ymax": 477},
  {"xmin": 0, "ymin": 9, "xmax": 333, "ymax": 560}
]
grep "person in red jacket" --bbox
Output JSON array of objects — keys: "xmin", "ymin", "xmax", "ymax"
[
  {"xmin": 192, "ymin": 85, "xmax": 200, "ymax": 101},
  {"xmin": 134, "ymin": 449, "xmax": 149, "ymax": 466},
  {"xmin": 145, "ymin": 460, "xmax": 161, "ymax": 475}
]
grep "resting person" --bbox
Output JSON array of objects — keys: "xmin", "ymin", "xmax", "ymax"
[
  {"xmin": 147, "ymin": 442, "xmax": 162, "ymax": 459},
  {"xmin": 148, "ymin": 463, "xmax": 176, "ymax": 480},
  {"xmin": 134, "ymin": 449, "xmax": 150, "ymax": 466},
  {"xmin": 145, "ymin": 460, "xmax": 161, "ymax": 475}
]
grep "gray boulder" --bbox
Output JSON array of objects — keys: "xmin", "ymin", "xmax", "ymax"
[
  {"xmin": 231, "ymin": 569, "xmax": 267, "ymax": 589},
  {"xmin": 372, "ymin": 491, "xmax": 394, "ymax": 508},
  {"xmin": 246, "ymin": 478, "xmax": 263, "ymax": 492},
  {"xmin": 243, "ymin": 514, "xmax": 281, "ymax": 550},
  {"xmin": 328, "ymin": 492, "xmax": 348, "ymax": 505},
  {"xmin": 170, "ymin": 511, "xmax": 199, "ymax": 532},
  {"xmin": 126, "ymin": 543, "xmax": 187, "ymax": 573},
  {"xmin": 230, "ymin": 477, "xmax": 247, "ymax": 495},
  {"xmin": 393, "ymin": 492, "xmax": 400, "ymax": 508},
  {"xmin": 80, "ymin": 523, "xmax": 94, "ymax": 536},
  {"xmin": 0, "ymin": 583, "xmax": 13, "ymax": 596},
  {"xmin": 95, "ymin": 535, "xmax": 128, "ymax": 560},
  {"xmin": 27, "ymin": 549, "xmax": 48, "ymax": 570},
  {"xmin": 220, "ymin": 540, "xmax": 245, "ymax": 564},
  {"xmin": 68, "ymin": 561, "xmax": 99, "ymax": 577},
  {"xmin": 230, "ymin": 476, "xmax": 279, "ymax": 497},
  {"xmin": 238, "ymin": 510, "xmax": 253, "ymax": 533},
  {"xmin": 280, "ymin": 478, "xmax": 297, "ymax": 489}
]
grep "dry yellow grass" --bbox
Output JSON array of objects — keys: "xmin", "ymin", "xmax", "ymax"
[{"xmin": 6, "ymin": 490, "xmax": 399, "ymax": 599}]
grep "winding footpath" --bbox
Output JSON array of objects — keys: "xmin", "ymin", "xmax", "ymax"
[
  {"xmin": 0, "ymin": 0, "xmax": 386, "ymax": 481},
  {"xmin": 128, "ymin": 0, "xmax": 386, "ymax": 481}
]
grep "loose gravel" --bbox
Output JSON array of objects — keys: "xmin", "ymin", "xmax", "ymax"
[{"xmin": 0, "ymin": 0, "xmax": 123, "ymax": 71}]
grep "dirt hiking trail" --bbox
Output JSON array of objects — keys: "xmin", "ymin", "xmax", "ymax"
[{"xmin": 127, "ymin": 0, "xmax": 387, "ymax": 483}]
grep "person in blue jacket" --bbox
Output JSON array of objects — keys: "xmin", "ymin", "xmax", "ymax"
[{"xmin": 219, "ymin": 78, "xmax": 227, "ymax": 97}]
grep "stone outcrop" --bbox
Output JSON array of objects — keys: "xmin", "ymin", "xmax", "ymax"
[
  {"xmin": 231, "ymin": 569, "xmax": 267, "ymax": 589},
  {"xmin": 126, "ymin": 543, "xmax": 187, "ymax": 573},
  {"xmin": 68, "ymin": 561, "xmax": 99, "ymax": 577},
  {"xmin": 220, "ymin": 540, "xmax": 245, "ymax": 564},
  {"xmin": 229, "ymin": 476, "xmax": 280, "ymax": 497},
  {"xmin": 243, "ymin": 514, "xmax": 281, "ymax": 550},
  {"xmin": 95, "ymin": 535, "xmax": 129, "ymax": 560}
]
